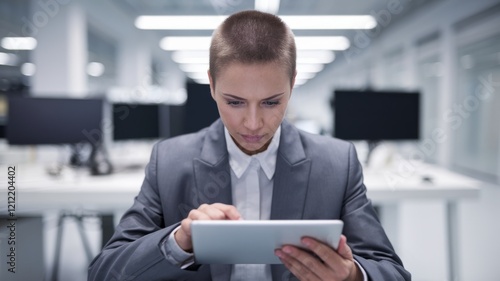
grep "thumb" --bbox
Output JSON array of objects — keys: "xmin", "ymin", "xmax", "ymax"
[{"xmin": 336, "ymin": 235, "xmax": 353, "ymax": 259}]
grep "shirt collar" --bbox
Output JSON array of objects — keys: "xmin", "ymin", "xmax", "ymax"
[{"xmin": 224, "ymin": 126, "xmax": 281, "ymax": 180}]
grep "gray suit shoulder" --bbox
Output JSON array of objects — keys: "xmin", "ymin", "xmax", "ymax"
[
  {"xmin": 154, "ymin": 127, "xmax": 209, "ymax": 158},
  {"xmin": 296, "ymin": 128, "xmax": 353, "ymax": 156}
]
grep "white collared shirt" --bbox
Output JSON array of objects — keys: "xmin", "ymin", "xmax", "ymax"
[
  {"xmin": 225, "ymin": 126, "xmax": 281, "ymax": 281},
  {"xmin": 224, "ymin": 126, "xmax": 279, "ymax": 220}
]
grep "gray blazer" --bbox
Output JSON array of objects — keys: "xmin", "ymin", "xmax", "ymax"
[{"xmin": 88, "ymin": 119, "xmax": 410, "ymax": 281}]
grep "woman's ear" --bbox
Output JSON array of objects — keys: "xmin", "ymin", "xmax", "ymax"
[{"xmin": 208, "ymin": 69, "xmax": 216, "ymax": 100}]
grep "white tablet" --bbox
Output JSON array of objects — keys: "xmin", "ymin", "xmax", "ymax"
[{"xmin": 191, "ymin": 220, "xmax": 343, "ymax": 264}]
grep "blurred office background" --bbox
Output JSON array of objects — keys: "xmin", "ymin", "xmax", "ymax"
[{"xmin": 0, "ymin": 0, "xmax": 499, "ymax": 280}]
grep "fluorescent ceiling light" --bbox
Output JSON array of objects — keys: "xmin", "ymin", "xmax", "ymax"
[
  {"xmin": 161, "ymin": 37, "xmax": 211, "ymax": 51},
  {"xmin": 136, "ymin": 16, "xmax": 224, "ymax": 30},
  {"xmin": 136, "ymin": 15, "xmax": 376, "ymax": 30},
  {"xmin": 297, "ymin": 50, "xmax": 335, "ymax": 64},
  {"xmin": 296, "ymin": 72, "xmax": 316, "ymax": 80},
  {"xmin": 161, "ymin": 36, "xmax": 349, "ymax": 51},
  {"xmin": 186, "ymin": 72, "xmax": 209, "ymax": 80},
  {"xmin": 87, "ymin": 62, "xmax": 105, "ymax": 77},
  {"xmin": 179, "ymin": 64, "xmax": 209, "ymax": 73},
  {"xmin": 255, "ymin": 0, "xmax": 280, "ymax": 14},
  {"xmin": 297, "ymin": 64, "xmax": 324, "ymax": 73},
  {"xmin": 0, "ymin": 52, "xmax": 18, "ymax": 66},
  {"xmin": 294, "ymin": 79, "xmax": 308, "ymax": 86},
  {"xmin": 193, "ymin": 78, "xmax": 210, "ymax": 85},
  {"xmin": 295, "ymin": 37, "xmax": 349, "ymax": 50},
  {"xmin": 172, "ymin": 51, "xmax": 209, "ymax": 64},
  {"xmin": 281, "ymin": 16, "xmax": 376, "ymax": 30},
  {"xmin": 21, "ymin": 63, "xmax": 36, "ymax": 76},
  {"xmin": 174, "ymin": 57, "xmax": 208, "ymax": 64},
  {"xmin": 1, "ymin": 37, "xmax": 37, "ymax": 50}
]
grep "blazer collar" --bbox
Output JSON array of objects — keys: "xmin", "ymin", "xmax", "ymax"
[
  {"xmin": 199, "ymin": 119, "xmax": 228, "ymax": 166},
  {"xmin": 199, "ymin": 118, "xmax": 307, "ymax": 165},
  {"xmin": 276, "ymin": 119, "xmax": 307, "ymax": 165}
]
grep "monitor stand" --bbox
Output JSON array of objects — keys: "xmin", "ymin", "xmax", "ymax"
[
  {"xmin": 69, "ymin": 143, "xmax": 88, "ymax": 167},
  {"xmin": 365, "ymin": 140, "xmax": 380, "ymax": 167},
  {"xmin": 89, "ymin": 143, "xmax": 113, "ymax": 176}
]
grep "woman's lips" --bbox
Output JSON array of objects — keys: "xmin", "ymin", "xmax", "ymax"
[{"xmin": 241, "ymin": 134, "xmax": 264, "ymax": 143}]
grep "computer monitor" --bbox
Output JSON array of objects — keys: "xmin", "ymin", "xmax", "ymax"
[
  {"xmin": 112, "ymin": 103, "xmax": 160, "ymax": 140},
  {"xmin": 6, "ymin": 97, "xmax": 104, "ymax": 145},
  {"xmin": 185, "ymin": 82, "xmax": 219, "ymax": 134},
  {"xmin": 332, "ymin": 90, "xmax": 420, "ymax": 141}
]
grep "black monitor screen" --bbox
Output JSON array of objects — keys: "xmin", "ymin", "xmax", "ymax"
[
  {"xmin": 7, "ymin": 97, "xmax": 103, "ymax": 145},
  {"xmin": 112, "ymin": 103, "xmax": 160, "ymax": 140},
  {"xmin": 185, "ymin": 82, "xmax": 219, "ymax": 134},
  {"xmin": 333, "ymin": 90, "xmax": 420, "ymax": 141}
]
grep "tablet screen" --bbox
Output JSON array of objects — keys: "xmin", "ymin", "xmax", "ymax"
[{"xmin": 191, "ymin": 220, "xmax": 343, "ymax": 264}]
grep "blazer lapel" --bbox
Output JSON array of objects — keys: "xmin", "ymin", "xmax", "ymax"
[
  {"xmin": 193, "ymin": 120, "xmax": 233, "ymax": 281},
  {"xmin": 193, "ymin": 119, "xmax": 233, "ymax": 206},
  {"xmin": 270, "ymin": 120, "xmax": 311, "ymax": 220},
  {"xmin": 270, "ymin": 120, "xmax": 311, "ymax": 280}
]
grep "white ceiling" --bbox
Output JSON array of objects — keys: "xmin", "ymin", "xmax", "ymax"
[{"xmin": 0, "ymin": 0, "xmax": 440, "ymax": 91}]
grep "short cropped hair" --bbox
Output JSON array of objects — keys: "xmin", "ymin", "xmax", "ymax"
[{"xmin": 209, "ymin": 10, "xmax": 296, "ymax": 86}]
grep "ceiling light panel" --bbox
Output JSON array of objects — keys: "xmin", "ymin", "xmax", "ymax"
[
  {"xmin": 295, "ymin": 37, "xmax": 350, "ymax": 50},
  {"xmin": 297, "ymin": 50, "xmax": 335, "ymax": 64},
  {"xmin": 179, "ymin": 64, "xmax": 209, "ymax": 73},
  {"xmin": 136, "ymin": 16, "xmax": 225, "ymax": 30},
  {"xmin": 136, "ymin": 15, "xmax": 376, "ymax": 30},
  {"xmin": 0, "ymin": 52, "xmax": 18, "ymax": 66},
  {"xmin": 255, "ymin": 0, "xmax": 280, "ymax": 14},
  {"xmin": 1, "ymin": 37, "xmax": 37, "ymax": 50},
  {"xmin": 281, "ymin": 15, "xmax": 376, "ymax": 30},
  {"xmin": 172, "ymin": 50, "xmax": 209, "ymax": 64}
]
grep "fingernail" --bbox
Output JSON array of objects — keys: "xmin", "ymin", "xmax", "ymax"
[
  {"xmin": 302, "ymin": 238, "xmax": 311, "ymax": 247},
  {"xmin": 283, "ymin": 246, "xmax": 292, "ymax": 254},
  {"xmin": 275, "ymin": 250, "xmax": 283, "ymax": 258}
]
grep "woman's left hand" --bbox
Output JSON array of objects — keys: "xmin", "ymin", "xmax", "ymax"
[{"xmin": 275, "ymin": 235, "xmax": 363, "ymax": 281}]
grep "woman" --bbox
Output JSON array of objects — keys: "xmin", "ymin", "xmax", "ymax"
[{"xmin": 89, "ymin": 10, "xmax": 410, "ymax": 281}]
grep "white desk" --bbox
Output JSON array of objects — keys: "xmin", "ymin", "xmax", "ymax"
[
  {"xmin": 364, "ymin": 163, "xmax": 480, "ymax": 201},
  {"xmin": 0, "ymin": 163, "xmax": 482, "ymax": 281},
  {"xmin": 0, "ymin": 163, "xmax": 480, "ymax": 212},
  {"xmin": 1, "ymin": 165, "xmax": 143, "ymax": 214}
]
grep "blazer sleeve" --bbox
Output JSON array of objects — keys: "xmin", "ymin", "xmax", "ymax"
[
  {"xmin": 88, "ymin": 143, "xmax": 200, "ymax": 281},
  {"xmin": 342, "ymin": 144, "xmax": 411, "ymax": 281}
]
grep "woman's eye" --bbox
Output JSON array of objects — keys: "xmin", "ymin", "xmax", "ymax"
[
  {"xmin": 227, "ymin": 100, "xmax": 243, "ymax": 106},
  {"xmin": 263, "ymin": 101, "xmax": 280, "ymax": 107}
]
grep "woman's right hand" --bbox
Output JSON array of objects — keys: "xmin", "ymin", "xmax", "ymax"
[{"xmin": 174, "ymin": 203, "xmax": 242, "ymax": 252}]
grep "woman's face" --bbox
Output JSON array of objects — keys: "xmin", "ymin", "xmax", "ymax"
[{"xmin": 209, "ymin": 62, "xmax": 295, "ymax": 155}]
